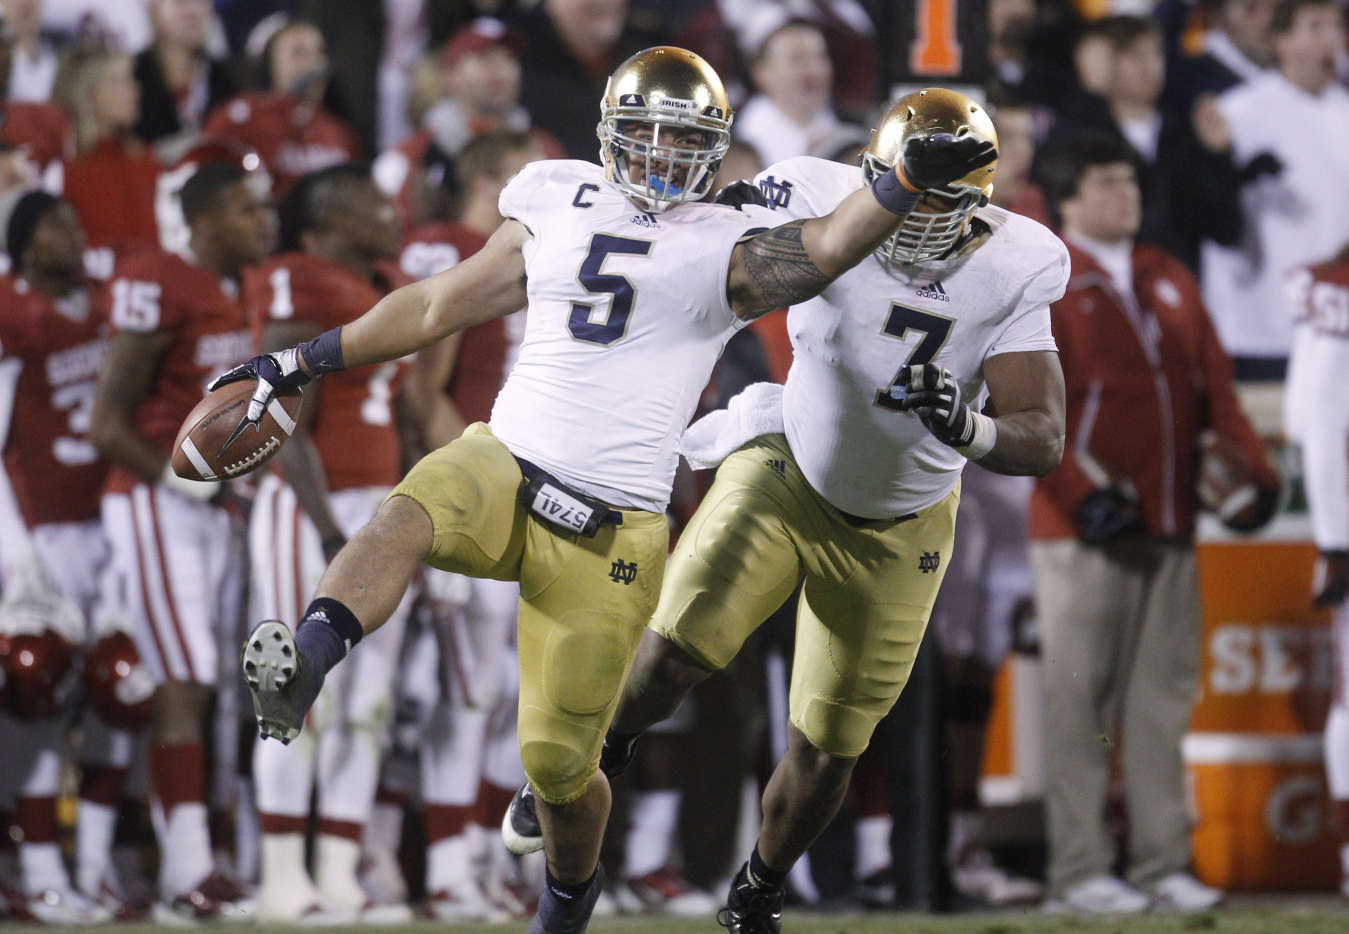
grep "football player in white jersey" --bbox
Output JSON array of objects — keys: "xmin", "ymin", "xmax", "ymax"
[
  {"xmin": 211, "ymin": 49, "xmax": 995, "ymax": 934},
  {"xmin": 499, "ymin": 88, "xmax": 1069, "ymax": 933}
]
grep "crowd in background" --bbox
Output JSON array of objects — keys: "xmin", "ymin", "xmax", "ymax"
[{"xmin": 0, "ymin": 0, "xmax": 1343, "ymax": 925}]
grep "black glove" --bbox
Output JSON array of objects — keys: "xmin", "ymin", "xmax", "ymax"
[
  {"xmin": 900, "ymin": 132, "xmax": 998, "ymax": 192},
  {"xmin": 209, "ymin": 347, "xmax": 311, "ymax": 448},
  {"xmin": 1074, "ymin": 487, "xmax": 1144, "ymax": 544},
  {"xmin": 1313, "ymin": 549, "xmax": 1349, "ymax": 607},
  {"xmin": 714, "ymin": 180, "xmax": 768, "ymax": 210},
  {"xmin": 892, "ymin": 364, "xmax": 977, "ymax": 447}
]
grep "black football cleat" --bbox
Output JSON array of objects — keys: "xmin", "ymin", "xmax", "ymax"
[
  {"xmin": 502, "ymin": 782, "xmax": 544, "ymax": 855},
  {"xmin": 241, "ymin": 621, "xmax": 316, "ymax": 743},
  {"xmin": 717, "ymin": 863, "xmax": 783, "ymax": 934}
]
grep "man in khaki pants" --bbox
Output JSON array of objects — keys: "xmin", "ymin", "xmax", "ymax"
[{"xmin": 1029, "ymin": 132, "xmax": 1279, "ymax": 914}]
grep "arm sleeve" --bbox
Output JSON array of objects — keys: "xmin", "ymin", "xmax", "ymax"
[
  {"xmin": 988, "ymin": 237, "xmax": 1069, "ymax": 356},
  {"xmin": 498, "ymin": 160, "xmax": 549, "ymax": 228},
  {"xmin": 1296, "ymin": 329, "xmax": 1349, "ymax": 550},
  {"xmin": 752, "ymin": 156, "xmax": 837, "ymax": 221}
]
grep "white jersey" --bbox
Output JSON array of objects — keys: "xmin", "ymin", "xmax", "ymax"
[
  {"xmin": 754, "ymin": 157, "xmax": 1068, "ymax": 519},
  {"xmin": 490, "ymin": 160, "xmax": 777, "ymax": 512}
]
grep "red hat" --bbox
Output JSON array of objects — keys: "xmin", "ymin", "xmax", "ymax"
[{"xmin": 442, "ymin": 17, "xmax": 523, "ymax": 68}]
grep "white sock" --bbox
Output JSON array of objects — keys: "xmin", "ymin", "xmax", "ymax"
[
  {"xmin": 422, "ymin": 704, "xmax": 489, "ymax": 807},
  {"xmin": 315, "ymin": 834, "xmax": 363, "ymax": 911},
  {"xmin": 259, "ymin": 833, "xmax": 312, "ymax": 894},
  {"xmin": 1326, "ymin": 705, "xmax": 1349, "ymax": 799},
  {"xmin": 624, "ymin": 789, "xmax": 679, "ymax": 879},
  {"xmin": 316, "ymin": 725, "xmax": 381, "ymax": 826},
  {"xmin": 946, "ymin": 808, "xmax": 982, "ymax": 866},
  {"xmin": 160, "ymin": 802, "xmax": 213, "ymax": 897},
  {"xmin": 75, "ymin": 800, "xmax": 116, "ymax": 895},
  {"xmin": 854, "ymin": 814, "xmax": 892, "ymax": 878},
  {"xmin": 426, "ymin": 833, "xmax": 474, "ymax": 893},
  {"xmin": 21, "ymin": 842, "xmax": 69, "ymax": 894}
]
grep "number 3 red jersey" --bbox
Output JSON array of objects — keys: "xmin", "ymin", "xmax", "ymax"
[
  {"xmin": 0, "ymin": 277, "xmax": 109, "ymax": 526},
  {"xmin": 245, "ymin": 252, "xmax": 410, "ymax": 491},
  {"xmin": 105, "ymin": 249, "xmax": 254, "ymax": 494}
]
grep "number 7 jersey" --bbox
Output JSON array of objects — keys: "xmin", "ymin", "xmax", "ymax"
[
  {"xmin": 489, "ymin": 159, "xmax": 778, "ymax": 512},
  {"xmin": 756, "ymin": 156, "xmax": 1069, "ymax": 520}
]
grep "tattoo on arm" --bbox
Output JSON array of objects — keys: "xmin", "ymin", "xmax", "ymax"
[{"xmin": 738, "ymin": 221, "xmax": 830, "ymax": 317}]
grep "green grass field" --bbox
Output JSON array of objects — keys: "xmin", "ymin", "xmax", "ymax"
[{"xmin": 30, "ymin": 899, "xmax": 1348, "ymax": 934}]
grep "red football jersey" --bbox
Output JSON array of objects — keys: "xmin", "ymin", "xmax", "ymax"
[
  {"xmin": 245, "ymin": 252, "xmax": 408, "ymax": 490},
  {"xmin": 400, "ymin": 222, "xmax": 522, "ymax": 425},
  {"xmin": 204, "ymin": 94, "xmax": 360, "ymax": 197},
  {"xmin": 0, "ymin": 277, "xmax": 109, "ymax": 526},
  {"xmin": 0, "ymin": 100, "xmax": 71, "ymax": 174},
  {"xmin": 105, "ymin": 250, "xmax": 253, "ymax": 494}
]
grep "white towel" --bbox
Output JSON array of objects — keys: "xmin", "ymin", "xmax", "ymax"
[{"xmin": 679, "ymin": 382, "xmax": 786, "ymax": 470}]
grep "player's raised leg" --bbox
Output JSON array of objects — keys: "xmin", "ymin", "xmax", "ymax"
[{"xmin": 243, "ymin": 494, "xmax": 431, "ymax": 742}]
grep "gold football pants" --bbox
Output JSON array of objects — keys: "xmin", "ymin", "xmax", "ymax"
[
  {"xmin": 652, "ymin": 434, "xmax": 958, "ymax": 757},
  {"xmin": 390, "ymin": 423, "xmax": 669, "ymax": 804}
]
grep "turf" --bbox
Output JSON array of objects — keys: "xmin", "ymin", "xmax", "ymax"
[{"xmin": 40, "ymin": 899, "xmax": 1349, "ymax": 934}]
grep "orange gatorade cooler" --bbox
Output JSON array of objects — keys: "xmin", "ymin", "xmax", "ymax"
[{"xmin": 1187, "ymin": 518, "xmax": 1336, "ymax": 890}]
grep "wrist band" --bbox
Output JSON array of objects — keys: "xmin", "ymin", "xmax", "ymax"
[
  {"xmin": 955, "ymin": 411, "xmax": 997, "ymax": 460},
  {"xmin": 872, "ymin": 167, "xmax": 921, "ymax": 216},
  {"xmin": 298, "ymin": 327, "xmax": 345, "ymax": 376}
]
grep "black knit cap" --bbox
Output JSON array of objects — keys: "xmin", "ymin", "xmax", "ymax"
[{"xmin": 7, "ymin": 190, "xmax": 62, "ymax": 266}]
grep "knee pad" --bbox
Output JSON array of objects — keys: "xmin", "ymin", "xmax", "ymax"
[
  {"xmin": 518, "ymin": 709, "xmax": 598, "ymax": 806},
  {"xmin": 793, "ymin": 696, "xmax": 881, "ymax": 759}
]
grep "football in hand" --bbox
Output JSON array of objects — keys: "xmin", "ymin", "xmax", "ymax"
[{"xmin": 171, "ymin": 381, "xmax": 303, "ymax": 481}]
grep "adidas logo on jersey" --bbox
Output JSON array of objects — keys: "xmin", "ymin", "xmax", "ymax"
[
  {"xmin": 915, "ymin": 281, "xmax": 950, "ymax": 302},
  {"xmin": 628, "ymin": 212, "xmax": 659, "ymax": 228}
]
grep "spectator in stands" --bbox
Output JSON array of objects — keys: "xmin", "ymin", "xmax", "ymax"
[
  {"xmin": 735, "ymin": 13, "xmax": 841, "ymax": 167},
  {"xmin": 510, "ymin": 0, "xmax": 659, "ymax": 159},
  {"xmin": 1164, "ymin": 0, "xmax": 1276, "ymax": 115},
  {"xmin": 1048, "ymin": 15, "xmax": 1244, "ymax": 271},
  {"xmin": 56, "ymin": 48, "xmax": 162, "ymax": 255},
  {"xmin": 134, "ymin": 0, "xmax": 237, "ymax": 149},
  {"xmin": 1200, "ymin": 0, "xmax": 1349, "ymax": 379},
  {"xmin": 0, "ymin": 25, "xmax": 72, "ymax": 190},
  {"xmin": 5, "ymin": 0, "xmax": 57, "ymax": 101},
  {"xmin": 204, "ymin": 17, "xmax": 360, "ymax": 196},
  {"xmin": 1032, "ymin": 132, "xmax": 1278, "ymax": 915},
  {"xmin": 373, "ymin": 18, "xmax": 562, "ymax": 226}
]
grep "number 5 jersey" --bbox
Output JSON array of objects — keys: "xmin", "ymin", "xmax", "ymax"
[
  {"xmin": 488, "ymin": 159, "xmax": 778, "ymax": 513},
  {"xmin": 753, "ymin": 156, "xmax": 1069, "ymax": 520}
]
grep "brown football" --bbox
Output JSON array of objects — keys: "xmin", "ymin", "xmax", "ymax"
[{"xmin": 171, "ymin": 381, "xmax": 303, "ymax": 481}]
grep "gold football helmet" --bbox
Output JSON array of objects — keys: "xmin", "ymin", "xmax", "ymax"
[
  {"xmin": 863, "ymin": 88, "xmax": 998, "ymax": 265},
  {"xmin": 598, "ymin": 47, "xmax": 732, "ymax": 213}
]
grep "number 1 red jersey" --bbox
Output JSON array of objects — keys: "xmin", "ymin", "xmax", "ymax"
[
  {"xmin": 0, "ymin": 278, "xmax": 109, "ymax": 526},
  {"xmin": 245, "ymin": 252, "xmax": 410, "ymax": 491}
]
